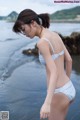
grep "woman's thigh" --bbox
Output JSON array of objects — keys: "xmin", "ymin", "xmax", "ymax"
[{"xmin": 49, "ymin": 93, "xmax": 70, "ymax": 120}]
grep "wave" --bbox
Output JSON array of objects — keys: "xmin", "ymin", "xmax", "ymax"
[{"xmin": 0, "ymin": 38, "xmax": 19, "ymax": 42}]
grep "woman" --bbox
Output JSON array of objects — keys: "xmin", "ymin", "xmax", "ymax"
[{"xmin": 13, "ymin": 9, "xmax": 76, "ymax": 120}]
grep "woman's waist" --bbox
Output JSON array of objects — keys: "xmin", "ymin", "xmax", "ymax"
[{"xmin": 56, "ymin": 74, "xmax": 70, "ymax": 89}]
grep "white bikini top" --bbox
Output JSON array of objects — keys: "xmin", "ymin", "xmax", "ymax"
[{"xmin": 39, "ymin": 38, "xmax": 64, "ymax": 65}]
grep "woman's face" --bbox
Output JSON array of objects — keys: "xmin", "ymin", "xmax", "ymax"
[{"xmin": 21, "ymin": 22, "xmax": 36, "ymax": 38}]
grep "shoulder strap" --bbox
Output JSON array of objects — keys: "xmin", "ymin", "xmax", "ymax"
[{"xmin": 42, "ymin": 38, "xmax": 54, "ymax": 53}]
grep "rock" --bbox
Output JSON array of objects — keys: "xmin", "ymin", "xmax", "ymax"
[
  {"xmin": 22, "ymin": 44, "xmax": 39, "ymax": 56},
  {"xmin": 22, "ymin": 48, "xmax": 32, "ymax": 55},
  {"xmin": 22, "ymin": 32, "xmax": 80, "ymax": 56},
  {"xmin": 58, "ymin": 32, "xmax": 80, "ymax": 55},
  {"xmin": 70, "ymin": 32, "xmax": 80, "ymax": 54}
]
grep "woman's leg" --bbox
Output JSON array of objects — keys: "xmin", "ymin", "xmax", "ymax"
[{"xmin": 49, "ymin": 93, "xmax": 70, "ymax": 120}]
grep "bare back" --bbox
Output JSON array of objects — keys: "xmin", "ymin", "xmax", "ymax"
[{"xmin": 39, "ymin": 29, "xmax": 70, "ymax": 88}]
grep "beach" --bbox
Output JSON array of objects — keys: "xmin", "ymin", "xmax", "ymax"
[{"xmin": 0, "ymin": 21, "xmax": 80, "ymax": 120}]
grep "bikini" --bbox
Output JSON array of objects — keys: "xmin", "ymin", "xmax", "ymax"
[
  {"xmin": 39, "ymin": 38, "xmax": 64, "ymax": 65},
  {"xmin": 38, "ymin": 38, "xmax": 76, "ymax": 102}
]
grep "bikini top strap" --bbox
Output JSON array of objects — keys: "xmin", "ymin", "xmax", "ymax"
[{"xmin": 42, "ymin": 38, "xmax": 54, "ymax": 53}]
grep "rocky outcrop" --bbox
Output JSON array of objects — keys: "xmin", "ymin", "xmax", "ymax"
[
  {"xmin": 22, "ymin": 32, "xmax": 80, "ymax": 56},
  {"xmin": 22, "ymin": 44, "xmax": 38, "ymax": 56},
  {"xmin": 59, "ymin": 32, "xmax": 80, "ymax": 55}
]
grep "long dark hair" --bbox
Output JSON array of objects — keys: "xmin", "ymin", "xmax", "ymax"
[{"xmin": 13, "ymin": 9, "xmax": 50, "ymax": 33}]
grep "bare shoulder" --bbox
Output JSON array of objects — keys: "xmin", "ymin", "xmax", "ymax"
[
  {"xmin": 37, "ymin": 39, "xmax": 50, "ymax": 54},
  {"xmin": 52, "ymin": 31, "xmax": 62, "ymax": 41},
  {"xmin": 37, "ymin": 38, "xmax": 48, "ymax": 48}
]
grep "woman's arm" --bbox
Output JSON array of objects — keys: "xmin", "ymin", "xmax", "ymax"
[
  {"xmin": 62, "ymin": 43, "xmax": 72, "ymax": 78},
  {"xmin": 58, "ymin": 35, "xmax": 72, "ymax": 78},
  {"xmin": 37, "ymin": 40, "xmax": 58, "ymax": 104},
  {"xmin": 45, "ymin": 65, "xmax": 50, "ymax": 90}
]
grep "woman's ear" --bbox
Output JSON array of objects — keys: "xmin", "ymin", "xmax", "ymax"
[{"xmin": 31, "ymin": 20, "xmax": 36, "ymax": 27}]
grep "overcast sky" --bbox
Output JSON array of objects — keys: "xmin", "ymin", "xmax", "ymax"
[{"xmin": 0, "ymin": 0, "xmax": 80, "ymax": 16}]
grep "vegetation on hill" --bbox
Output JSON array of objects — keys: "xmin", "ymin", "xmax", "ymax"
[{"xmin": 50, "ymin": 6, "xmax": 80, "ymax": 20}]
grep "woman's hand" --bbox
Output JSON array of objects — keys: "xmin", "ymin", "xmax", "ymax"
[{"xmin": 40, "ymin": 102, "xmax": 50, "ymax": 119}]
